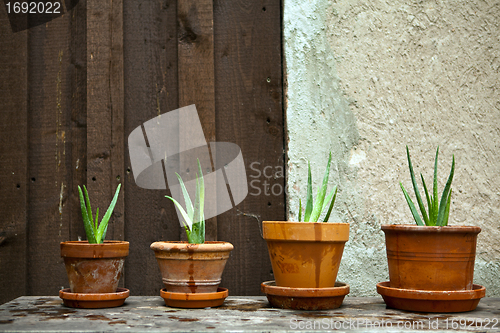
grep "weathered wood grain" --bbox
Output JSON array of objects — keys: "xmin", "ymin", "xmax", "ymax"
[
  {"xmin": 68, "ymin": 0, "xmax": 88, "ymax": 242},
  {"xmin": 0, "ymin": 0, "xmax": 285, "ymax": 299},
  {"xmin": 178, "ymin": 0, "xmax": 217, "ymax": 242},
  {"xmin": 86, "ymin": 0, "xmax": 124, "ymax": 241},
  {"xmin": 25, "ymin": 6, "xmax": 76, "ymax": 296},
  {"xmin": 214, "ymin": 0, "xmax": 285, "ymax": 295},
  {"xmin": 123, "ymin": 0, "xmax": 181, "ymax": 296},
  {"xmin": 0, "ymin": 9, "xmax": 28, "ymax": 305}
]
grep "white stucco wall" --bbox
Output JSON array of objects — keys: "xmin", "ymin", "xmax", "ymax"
[{"xmin": 284, "ymin": 0, "xmax": 500, "ymax": 296}]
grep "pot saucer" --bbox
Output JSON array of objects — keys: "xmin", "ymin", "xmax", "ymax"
[
  {"xmin": 160, "ymin": 287, "xmax": 228, "ymax": 308},
  {"xmin": 59, "ymin": 288, "xmax": 129, "ymax": 309},
  {"xmin": 261, "ymin": 281, "xmax": 349, "ymax": 310},
  {"xmin": 377, "ymin": 281, "xmax": 486, "ymax": 313}
]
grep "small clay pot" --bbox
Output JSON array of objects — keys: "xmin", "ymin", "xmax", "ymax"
[
  {"xmin": 382, "ymin": 225, "xmax": 480, "ymax": 291},
  {"xmin": 60, "ymin": 241, "xmax": 129, "ymax": 293},
  {"xmin": 150, "ymin": 241, "xmax": 233, "ymax": 293},
  {"xmin": 262, "ymin": 221, "xmax": 349, "ymax": 288}
]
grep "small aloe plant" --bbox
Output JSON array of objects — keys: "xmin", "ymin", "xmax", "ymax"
[
  {"xmin": 400, "ymin": 146, "xmax": 455, "ymax": 226},
  {"xmin": 78, "ymin": 184, "xmax": 121, "ymax": 244},
  {"xmin": 166, "ymin": 159, "xmax": 205, "ymax": 244},
  {"xmin": 297, "ymin": 152, "xmax": 338, "ymax": 222}
]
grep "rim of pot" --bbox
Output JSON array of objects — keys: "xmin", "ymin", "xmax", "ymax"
[
  {"xmin": 150, "ymin": 241, "xmax": 234, "ymax": 252},
  {"xmin": 60, "ymin": 240, "xmax": 129, "ymax": 258},
  {"xmin": 262, "ymin": 221, "xmax": 349, "ymax": 242},
  {"xmin": 381, "ymin": 224, "xmax": 481, "ymax": 234}
]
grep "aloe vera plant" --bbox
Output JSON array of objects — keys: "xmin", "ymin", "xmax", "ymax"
[
  {"xmin": 400, "ymin": 146, "xmax": 455, "ymax": 226},
  {"xmin": 297, "ymin": 152, "xmax": 338, "ymax": 222},
  {"xmin": 78, "ymin": 184, "xmax": 121, "ymax": 244},
  {"xmin": 166, "ymin": 159, "xmax": 205, "ymax": 244}
]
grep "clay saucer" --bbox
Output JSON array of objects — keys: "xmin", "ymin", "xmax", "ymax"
[
  {"xmin": 261, "ymin": 281, "xmax": 349, "ymax": 310},
  {"xmin": 160, "ymin": 287, "xmax": 228, "ymax": 308},
  {"xmin": 377, "ymin": 282, "xmax": 486, "ymax": 313},
  {"xmin": 59, "ymin": 288, "xmax": 129, "ymax": 309}
]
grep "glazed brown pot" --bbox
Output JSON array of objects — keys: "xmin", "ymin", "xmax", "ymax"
[
  {"xmin": 150, "ymin": 241, "xmax": 233, "ymax": 293},
  {"xmin": 382, "ymin": 225, "xmax": 480, "ymax": 291},
  {"xmin": 262, "ymin": 221, "xmax": 349, "ymax": 288},
  {"xmin": 60, "ymin": 241, "xmax": 129, "ymax": 293}
]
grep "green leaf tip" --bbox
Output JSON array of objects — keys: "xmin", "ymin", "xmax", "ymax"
[
  {"xmin": 78, "ymin": 183, "xmax": 121, "ymax": 244},
  {"xmin": 165, "ymin": 159, "xmax": 206, "ymax": 244},
  {"xmin": 401, "ymin": 147, "xmax": 454, "ymax": 226},
  {"xmin": 298, "ymin": 152, "xmax": 338, "ymax": 223}
]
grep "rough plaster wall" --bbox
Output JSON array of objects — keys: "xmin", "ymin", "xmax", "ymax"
[{"xmin": 284, "ymin": 0, "xmax": 500, "ymax": 296}]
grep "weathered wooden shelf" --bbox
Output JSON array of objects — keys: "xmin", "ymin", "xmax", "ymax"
[{"xmin": 1, "ymin": 296, "xmax": 498, "ymax": 332}]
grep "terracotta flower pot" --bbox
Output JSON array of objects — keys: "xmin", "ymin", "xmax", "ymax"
[
  {"xmin": 262, "ymin": 221, "xmax": 349, "ymax": 288},
  {"xmin": 382, "ymin": 225, "xmax": 480, "ymax": 291},
  {"xmin": 150, "ymin": 241, "xmax": 233, "ymax": 293},
  {"xmin": 60, "ymin": 241, "xmax": 129, "ymax": 293}
]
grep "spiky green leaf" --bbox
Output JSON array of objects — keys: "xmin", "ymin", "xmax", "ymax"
[
  {"xmin": 197, "ymin": 159, "xmax": 205, "ymax": 225},
  {"xmin": 166, "ymin": 195, "xmax": 193, "ymax": 230},
  {"xmin": 442, "ymin": 189, "xmax": 452, "ymax": 226},
  {"xmin": 406, "ymin": 146, "xmax": 429, "ymax": 225},
  {"xmin": 298, "ymin": 199, "xmax": 302, "ymax": 222},
  {"xmin": 322, "ymin": 186, "xmax": 338, "ymax": 222},
  {"xmin": 432, "ymin": 147, "xmax": 440, "ymax": 223},
  {"xmin": 95, "ymin": 184, "xmax": 122, "ymax": 243},
  {"xmin": 400, "ymin": 183, "xmax": 425, "ymax": 226},
  {"xmin": 78, "ymin": 186, "xmax": 97, "ymax": 243},
  {"xmin": 176, "ymin": 172, "xmax": 194, "ymax": 220},
  {"xmin": 436, "ymin": 155, "xmax": 455, "ymax": 226},
  {"xmin": 310, "ymin": 152, "xmax": 332, "ymax": 222},
  {"xmin": 421, "ymin": 174, "xmax": 434, "ymax": 225},
  {"xmin": 303, "ymin": 162, "xmax": 313, "ymax": 222},
  {"xmin": 94, "ymin": 207, "xmax": 99, "ymax": 236}
]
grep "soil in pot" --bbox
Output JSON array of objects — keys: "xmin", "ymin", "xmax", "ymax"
[
  {"xmin": 150, "ymin": 241, "xmax": 233, "ymax": 293},
  {"xmin": 262, "ymin": 221, "xmax": 349, "ymax": 288},
  {"xmin": 382, "ymin": 225, "xmax": 480, "ymax": 291},
  {"xmin": 60, "ymin": 241, "xmax": 129, "ymax": 293}
]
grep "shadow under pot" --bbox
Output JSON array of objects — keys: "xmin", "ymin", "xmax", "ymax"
[
  {"xmin": 60, "ymin": 241, "xmax": 129, "ymax": 293},
  {"xmin": 150, "ymin": 241, "xmax": 234, "ymax": 293},
  {"xmin": 381, "ymin": 225, "xmax": 481, "ymax": 291},
  {"xmin": 262, "ymin": 221, "xmax": 349, "ymax": 288}
]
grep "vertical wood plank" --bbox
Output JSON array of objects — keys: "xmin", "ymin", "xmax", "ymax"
[
  {"xmin": 0, "ymin": 10, "xmax": 28, "ymax": 305},
  {"xmin": 177, "ymin": 0, "xmax": 217, "ymax": 241},
  {"xmin": 86, "ymin": 0, "xmax": 124, "ymax": 241},
  {"xmin": 26, "ymin": 9, "xmax": 74, "ymax": 295},
  {"xmin": 68, "ymin": 0, "xmax": 88, "ymax": 242},
  {"xmin": 123, "ymin": 0, "xmax": 180, "ymax": 295},
  {"xmin": 214, "ymin": 0, "xmax": 285, "ymax": 295},
  {"xmin": 110, "ymin": 0, "xmax": 125, "ymax": 240}
]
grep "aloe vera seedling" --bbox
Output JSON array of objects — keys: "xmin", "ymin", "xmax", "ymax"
[
  {"xmin": 78, "ymin": 184, "xmax": 121, "ymax": 244},
  {"xmin": 400, "ymin": 146, "xmax": 455, "ymax": 226},
  {"xmin": 297, "ymin": 152, "xmax": 338, "ymax": 222},
  {"xmin": 165, "ymin": 159, "xmax": 205, "ymax": 244}
]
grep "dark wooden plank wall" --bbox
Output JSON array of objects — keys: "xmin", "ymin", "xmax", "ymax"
[
  {"xmin": 0, "ymin": 9, "xmax": 28, "ymax": 305},
  {"xmin": 0, "ymin": 0, "xmax": 284, "ymax": 304}
]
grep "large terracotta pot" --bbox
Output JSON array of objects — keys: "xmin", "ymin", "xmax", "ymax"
[
  {"xmin": 150, "ymin": 241, "xmax": 233, "ymax": 293},
  {"xmin": 60, "ymin": 241, "xmax": 129, "ymax": 293},
  {"xmin": 262, "ymin": 221, "xmax": 349, "ymax": 288},
  {"xmin": 382, "ymin": 225, "xmax": 480, "ymax": 291}
]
